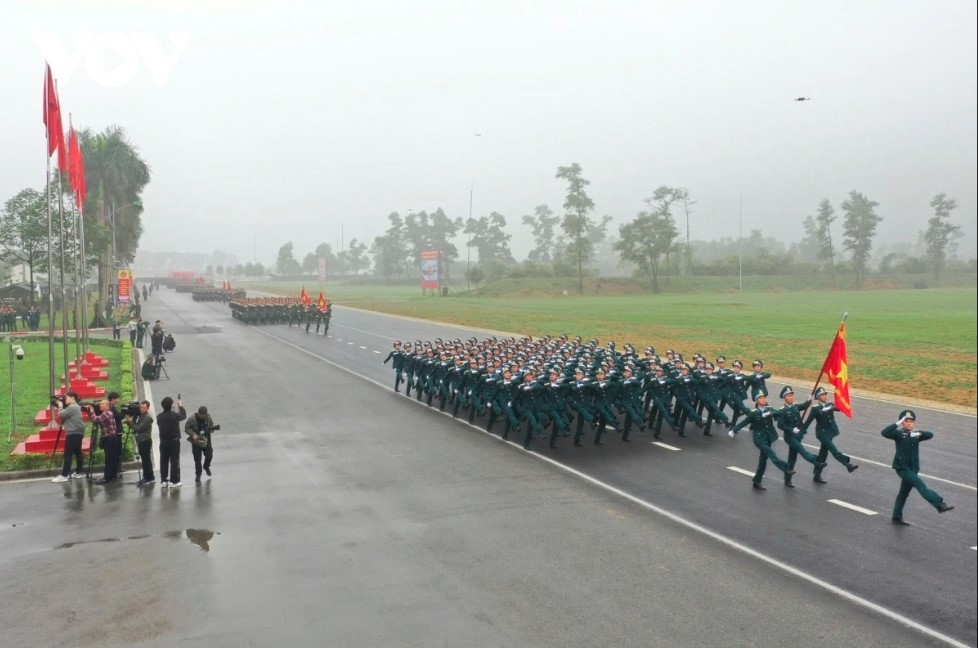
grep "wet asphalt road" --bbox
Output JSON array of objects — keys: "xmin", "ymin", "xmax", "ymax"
[{"xmin": 0, "ymin": 288, "xmax": 974, "ymax": 648}]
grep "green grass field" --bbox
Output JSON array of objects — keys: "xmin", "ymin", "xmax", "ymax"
[
  {"xmin": 245, "ymin": 281, "xmax": 978, "ymax": 408},
  {"xmin": 0, "ymin": 339, "xmax": 129, "ymax": 472}
]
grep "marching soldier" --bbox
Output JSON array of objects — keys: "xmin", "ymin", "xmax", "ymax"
[
  {"xmin": 881, "ymin": 410, "xmax": 954, "ymax": 525},
  {"xmin": 730, "ymin": 391, "xmax": 795, "ymax": 490},
  {"xmin": 776, "ymin": 386, "xmax": 826, "ymax": 487},
  {"xmin": 382, "ymin": 341, "xmax": 406, "ymax": 392},
  {"xmin": 802, "ymin": 386, "xmax": 859, "ymax": 484}
]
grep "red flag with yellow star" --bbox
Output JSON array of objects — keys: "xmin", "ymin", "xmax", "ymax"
[
  {"xmin": 819, "ymin": 322, "xmax": 852, "ymax": 417},
  {"xmin": 317, "ymin": 291, "xmax": 327, "ymax": 313},
  {"xmin": 300, "ymin": 285, "xmax": 310, "ymax": 307}
]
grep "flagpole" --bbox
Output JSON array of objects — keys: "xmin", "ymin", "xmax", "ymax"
[
  {"xmin": 78, "ymin": 201, "xmax": 89, "ymax": 357},
  {"xmin": 55, "ymin": 85, "xmax": 71, "ymax": 389},
  {"xmin": 68, "ymin": 115, "xmax": 81, "ymax": 373},
  {"xmin": 45, "ymin": 72, "xmax": 57, "ymax": 404}
]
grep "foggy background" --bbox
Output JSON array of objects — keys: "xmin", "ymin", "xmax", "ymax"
[{"xmin": 2, "ymin": 0, "xmax": 976, "ymax": 268}]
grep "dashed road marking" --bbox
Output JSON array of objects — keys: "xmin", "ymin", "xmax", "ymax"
[
  {"xmin": 359, "ymin": 345, "xmax": 367, "ymax": 350},
  {"xmin": 802, "ymin": 442, "xmax": 975, "ymax": 492},
  {"xmin": 727, "ymin": 466, "xmax": 755, "ymax": 478},
  {"xmin": 347, "ymin": 342, "xmax": 354, "ymax": 345},
  {"xmin": 373, "ymin": 350, "xmax": 381, "ymax": 354},
  {"xmin": 652, "ymin": 442, "xmax": 682, "ymax": 451},
  {"xmin": 828, "ymin": 499, "xmax": 878, "ymax": 516}
]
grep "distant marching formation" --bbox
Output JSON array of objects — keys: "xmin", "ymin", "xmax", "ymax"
[
  {"xmin": 383, "ymin": 334, "xmax": 954, "ymax": 523},
  {"xmin": 229, "ymin": 296, "xmax": 332, "ymax": 334}
]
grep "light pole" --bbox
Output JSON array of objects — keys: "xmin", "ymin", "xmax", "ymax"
[
  {"xmin": 466, "ymin": 183, "xmax": 473, "ymax": 294},
  {"xmin": 8, "ymin": 341, "xmax": 25, "ymax": 440}
]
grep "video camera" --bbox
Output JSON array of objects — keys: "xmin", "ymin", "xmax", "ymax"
[
  {"xmin": 51, "ymin": 395, "xmax": 66, "ymax": 407},
  {"xmin": 123, "ymin": 400, "xmax": 141, "ymax": 417},
  {"xmin": 210, "ymin": 425, "xmax": 222, "ymax": 432}
]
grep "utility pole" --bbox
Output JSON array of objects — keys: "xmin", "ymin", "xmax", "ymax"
[
  {"xmin": 466, "ymin": 183, "xmax": 473, "ymax": 294},
  {"xmin": 738, "ymin": 193, "xmax": 743, "ymax": 293}
]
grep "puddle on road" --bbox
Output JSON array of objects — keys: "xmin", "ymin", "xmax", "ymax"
[{"xmin": 54, "ymin": 528, "xmax": 220, "ymax": 553}]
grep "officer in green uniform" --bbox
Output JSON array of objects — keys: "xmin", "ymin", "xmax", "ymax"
[
  {"xmin": 802, "ymin": 386, "xmax": 859, "ymax": 484},
  {"xmin": 881, "ymin": 409, "xmax": 954, "ymax": 525},
  {"xmin": 730, "ymin": 391, "xmax": 795, "ymax": 490},
  {"xmin": 776, "ymin": 386, "xmax": 826, "ymax": 487},
  {"xmin": 382, "ymin": 341, "xmax": 405, "ymax": 392}
]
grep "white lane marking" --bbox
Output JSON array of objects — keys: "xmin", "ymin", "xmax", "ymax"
[
  {"xmin": 335, "ymin": 338, "xmax": 343, "ymax": 342},
  {"xmin": 373, "ymin": 350, "xmax": 381, "ymax": 354},
  {"xmin": 727, "ymin": 466, "xmax": 756, "ymax": 478},
  {"xmin": 359, "ymin": 346, "xmax": 367, "ymax": 350},
  {"xmin": 970, "ymin": 546, "xmax": 976, "ymax": 552},
  {"xmin": 802, "ymin": 443, "xmax": 976, "ymax": 492},
  {"xmin": 828, "ymin": 499, "xmax": 878, "ymax": 516},
  {"xmin": 347, "ymin": 342, "xmax": 354, "ymax": 345},
  {"xmin": 248, "ymin": 325, "xmax": 972, "ymax": 648},
  {"xmin": 652, "ymin": 442, "xmax": 682, "ymax": 451}
]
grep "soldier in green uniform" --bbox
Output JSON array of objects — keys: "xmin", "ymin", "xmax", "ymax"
[
  {"xmin": 776, "ymin": 386, "xmax": 826, "ymax": 487},
  {"xmin": 382, "ymin": 341, "xmax": 405, "ymax": 392},
  {"xmin": 730, "ymin": 391, "xmax": 795, "ymax": 490},
  {"xmin": 802, "ymin": 386, "xmax": 859, "ymax": 484},
  {"xmin": 881, "ymin": 409, "xmax": 954, "ymax": 525}
]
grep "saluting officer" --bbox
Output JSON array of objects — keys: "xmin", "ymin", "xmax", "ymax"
[{"xmin": 881, "ymin": 409, "xmax": 954, "ymax": 525}]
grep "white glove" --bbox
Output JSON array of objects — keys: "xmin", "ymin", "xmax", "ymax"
[
  {"xmin": 728, "ymin": 430, "xmax": 736, "ymax": 438},
  {"xmin": 792, "ymin": 427, "xmax": 800, "ymax": 433},
  {"xmin": 897, "ymin": 416, "xmax": 907, "ymax": 425},
  {"xmin": 910, "ymin": 431, "xmax": 920, "ymax": 438}
]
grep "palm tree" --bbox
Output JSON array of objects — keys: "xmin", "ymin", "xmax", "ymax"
[{"xmin": 78, "ymin": 125, "xmax": 151, "ymax": 317}]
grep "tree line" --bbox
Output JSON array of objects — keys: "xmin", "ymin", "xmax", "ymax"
[{"xmin": 275, "ymin": 164, "xmax": 968, "ymax": 292}]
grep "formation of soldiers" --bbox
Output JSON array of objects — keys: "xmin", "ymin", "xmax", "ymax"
[
  {"xmin": 192, "ymin": 287, "xmax": 246, "ymax": 303},
  {"xmin": 381, "ymin": 334, "xmax": 865, "ymax": 487},
  {"xmin": 229, "ymin": 296, "xmax": 332, "ymax": 333},
  {"xmin": 1, "ymin": 303, "xmax": 41, "ymax": 331}
]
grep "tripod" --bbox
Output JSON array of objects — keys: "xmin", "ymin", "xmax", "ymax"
[
  {"xmin": 154, "ymin": 353, "xmax": 170, "ymax": 380},
  {"xmin": 119, "ymin": 423, "xmax": 138, "ymax": 484},
  {"xmin": 46, "ymin": 422, "xmax": 65, "ymax": 477},
  {"xmin": 85, "ymin": 421, "xmax": 102, "ymax": 481}
]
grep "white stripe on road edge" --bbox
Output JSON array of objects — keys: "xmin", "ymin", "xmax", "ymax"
[
  {"xmin": 827, "ymin": 499, "xmax": 878, "ymax": 516},
  {"xmin": 652, "ymin": 442, "xmax": 682, "ymax": 451},
  {"xmin": 249, "ymin": 325, "xmax": 971, "ymax": 648},
  {"xmin": 971, "ymin": 546, "xmax": 976, "ymax": 551},
  {"xmin": 727, "ymin": 466, "xmax": 756, "ymax": 478}
]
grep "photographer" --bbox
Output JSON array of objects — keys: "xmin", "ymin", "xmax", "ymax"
[
  {"xmin": 184, "ymin": 406, "xmax": 219, "ymax": 483},
  {"xmin": 157, "ymin": 396, "xmax": 187, "ymax": 488},
  {"xmin": 125, "ymin": 400, "xmax": 155, "ymax": 486},
  {"xmin": 50, "ymin": 393, "xmax": 86, "ymax": 483},
  {"xmin": 88, "ymin": 398, "xmax": 121, "ymax": 484},
  {"xmin": 107, "ymin": 392, "xmax": 125, "ymax": 478},
  {"xmin": 141, "ymin": 355, "xmax": 157, "ymax": 381},
  {"xmin": 150, "ymin": 327, "xmax": 165, "ymax": 361}
]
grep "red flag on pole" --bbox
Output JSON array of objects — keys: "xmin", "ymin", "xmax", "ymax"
[
  {"xmin": 819, "ymin": 321, "xmax": 852, "ymax": 418},
  {"xmin": 43, "ymin": 64, "xmax": 66, "ymax": 172},
  {"xmin": 67, "ymin": 127, "xmax": 86, "ymax": 208},
  {"xmin": 300, "ymin": 286, "xmax": 310, "ymax": 307},
  {"xmin": 317, "ymin": 291, "xmax": 327, "ymax": 313}
]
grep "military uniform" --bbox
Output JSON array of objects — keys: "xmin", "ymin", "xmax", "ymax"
[
  {"xmin": 730, "ymin": 393, "xmax": 794, "ymax": 489},
  {"xmin": 775, "ymin": 386, "xmax": 825, "ymax": 486},
  {"xmin": 881, "ymin": 410, "xmax": 954, "ymax": 524},
  {"xmin": 802, "ymin": 387, "xmax": 859, "ymax": 483},
  {"xmin": 382, "ymin": 342, "xmax": 406, "ymax": 392}
]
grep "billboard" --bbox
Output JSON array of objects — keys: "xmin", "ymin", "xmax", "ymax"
[
  {"xmin": 318, "ymin": 257, "xmax": 327, "ymax": 283},
  {"xmin": 420, "ymin": 250, "xmax": 441, "ymax": 289},
  {"xmin": 117, "ymin": 269, "xmax": 133, "ymax": 304}
]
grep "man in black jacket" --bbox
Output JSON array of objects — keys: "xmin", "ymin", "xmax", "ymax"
[
  {"xmin": 157, "ymin": 396, "xmax": 187, "ymax": 488},
  {"xmin": 126, "ymin": 401, "xmax": 155, "ymax": 486}
]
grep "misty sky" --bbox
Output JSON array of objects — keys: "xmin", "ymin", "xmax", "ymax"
[{"xmin": 3, "ymin": 0, "xmax": 976, "ymax": 266}]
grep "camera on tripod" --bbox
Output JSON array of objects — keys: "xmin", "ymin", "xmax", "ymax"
[{"xmin": 123, "ymin": 400, "xmax": 141, "ymax": 417}]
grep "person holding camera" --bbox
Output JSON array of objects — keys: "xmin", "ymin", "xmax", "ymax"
[
  {"xmin": 88, "ymin": 399, "xmax": 121, "ymax": 484},
  {"xmin": 150, "ymin": 327, "xmax": 165, "ymax": 361},
  {"xmin": 157, "ymin": 396, "xmax": 187, "ymax": 487},
  {"xmin": 185, "ymin": 406, "xmax": 219, "ymax": 483},
  {"xmin": 141, "ymin": 355, "xmax": 157, "ymax": 381},
  {"xmin": 51, "ymin": 393, "xmax": 87, "ymax": 482},
  {"xmin": 124, "ymin": 400, "xmax": 155, "ymax": 486}
]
